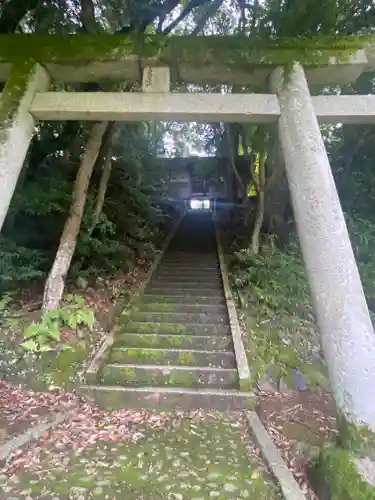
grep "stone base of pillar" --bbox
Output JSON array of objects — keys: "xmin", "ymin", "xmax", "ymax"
[{"xmin": 309, "ymin": 445, "xmax": 375, "ymax": 499}]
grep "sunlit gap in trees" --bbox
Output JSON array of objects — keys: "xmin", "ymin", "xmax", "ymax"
[{"xmin": 159, "ymin": 121, "xmax": 220, "ymax": 158}]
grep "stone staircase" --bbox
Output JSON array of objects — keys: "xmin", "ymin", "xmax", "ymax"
[{"xmin": 82, "ymin": 212, "xmax": 254, "ymax": 410}]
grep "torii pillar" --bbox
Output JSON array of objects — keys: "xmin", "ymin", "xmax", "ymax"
[
  {"xmin": 271, "ymin": 62, "xmax": 375, "ymax": 488},
  {"xmin": 0, "ymin": 61, "xmax": 50, "ymax": 231}
]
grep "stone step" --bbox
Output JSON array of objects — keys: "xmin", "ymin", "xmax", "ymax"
[
  {"xmin": 152, "ymin": 276, "xmax": 222, "ymax": 285},
  {"xmin": 157, "ymin": 261, "xmax": 220, "ymax": 274},
  {"xmin": 157, "ymin": 263, "xmax": 219, "ymax": 270},
  {"xmin": 139, "ymin": 302, "xmax": 227, "ymax": 315},
  {"xmin": 80, "ymin": 385, "xmax": 256, "ymax": 411},
  {"xmin": 113, "ymin": 333, "xmax": 233, "ymax": 351},
  {"xmin": 142, "ymin": 294, "xmax": 226, "ymax": 305},
  {"xmin": 156, "ymin": 265, "xmax": 220, "ymax": 273},
  {"xmin": 145, "ymin": 287, "xmax": 224, "ymax": 298},
  {"xmin": 150, "ymin": 271, "xmax": 222, "ymax": 288},
  {"xmin": 157, "ymin": 264, "xmax": 220, "ymax": 272},
  {"xmin": 162, "ymin": 257, "xmax": 218, "ymax": 265},
  {"xmin": 99, "ymin": 364, "xmax": 238, "ymax": 389},
  {"xmin": 109, "ymin": 347, "xmax": 236, "ymax": 368},
  {"xmin": 150, "ymin": 276, "xmax": 222, "ymax": 286},
  {"xmin": 131, "ymin": 311, "xmax": 229, "ymax": 325},
  {"xmin": 117, "ymin": 321, "xmax": 231, "ymax": 336}
]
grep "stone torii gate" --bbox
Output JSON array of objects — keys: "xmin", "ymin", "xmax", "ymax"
[{"xmin": 1, "ymin": 35, "xmax": 375, "ymax": 491}]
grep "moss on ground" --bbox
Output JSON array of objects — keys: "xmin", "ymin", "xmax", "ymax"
[
  {"xmin": 310, "ymin": 444, "xmax": 375, "ymax": 500},
  {"xmin": 2, "ymin": 341, "xmax": 89, "ymax": 391},
  {"xmin": 337, "ymin": 413, "xmax": 375, "ymax": 459},
  {"xmin": 1, "ymin": 413, "xmax": 281, "ymax": 499}
]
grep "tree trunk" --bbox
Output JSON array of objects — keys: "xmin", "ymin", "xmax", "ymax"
[
  {"xmin": 88, "ymin": 149, "xmax": 112, "ymax": 237},
  {"xmin": 251, "ymin": 152, "xmax": 266, "ymax": 254},
  {"xmin": 263, "ymin": 137, "xmax": 291, "ymax": 246},
  {"xmin": 42, "ymin": 122, "xmax": 108, "ymax": 310}
]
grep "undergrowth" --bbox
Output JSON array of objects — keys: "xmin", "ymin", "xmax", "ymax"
[
  {"xmin": 230, "ymin": 215, "xmax": 375, "ymax": 390},
  {"xmin": 22, "ymin": 294, "xmax": 94, "ymax": 353},
  {"xmin": 230, "ymin": 243, "xmax": 326, "ymax": 390},
  {"xmin": 233, "ymin": 243, "xmax": 312, "ymax": 319}
]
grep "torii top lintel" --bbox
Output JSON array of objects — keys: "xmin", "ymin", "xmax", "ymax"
[{"xmin": 0, "ymin": 34, "xmax": 374, "ymax": 86}]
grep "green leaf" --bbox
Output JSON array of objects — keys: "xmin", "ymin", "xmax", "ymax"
[
  {"xmin": 48, "ymin": 322, "xmax": 61, "ymax": 341},
  {"xmin": 24, "ymin": 323, "xmax": 41, "ymax": 338},
  {"xmin": 22, "ymin": 339, "xmax": 39, "ymax": 351},
  {"xmin": 42, "ymin": 308, "xmax": 61, "ymax": 324},
  {"xmin": 67, "ymin": 314, "xmax": 77, "ymax": 329},
  {"xmin": 38, "ymin": 344, "xmax": 54, "ymax": 352},
  {"xmin": 61, "ymin": 344, "xmax": 73, "ymax": 351}
]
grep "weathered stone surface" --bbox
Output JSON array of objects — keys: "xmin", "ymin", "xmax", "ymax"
[
  {"xmin": 142, "ymin": 66, "xmax": 170, "ymax": 93},
  {"xmin": 100, "ymin": 363, "xmax": 238, "ymax": 389},
  {"xmin": 84, "ymin": 212, "xmax": 254, "ymax": 409},
  {"xmin": 122, "ymin": 321, "xmax": 231, "ymax": 336},
  {"xmin": 113, "ymin": 333, "xmax": 233, "ymax": 351},
  {"xmin": 271, "ymin": 62, "xmax": 375, "ymax": 445},
  {"xmin": 29, "ymin": 92, "xmax": 281, "ymax": 122},
  {"xmin": 29, "ymin": 92, "xmax": 375, "ymax": 124},
  {"xmin": 109, "ymin": 347, "xmax": 236, "ymax": 368},
  {"xmin": 216, "ymin": 227, "xmax": 251, "ymax": 390},
  {"xmin": 131, "ymin": 311, "xmax": 229, "ymax": 325},
  {"xmin": 246, "ymin": 411, "xmax": 306, "ymax": 500},
  {"xmin": 0, "ymin": 61, "xmax": 50, "ymax": 230},
  {"xmin": 0, "ymin": 35, "xmax": 371, "ymax": 85},
  {"xmin": 142, "ymin": 294, "xmax": 225, "ymax": 305},
  {"xmin": 80, "ymin": 385, "xmax": 256, "ymax": 411}
]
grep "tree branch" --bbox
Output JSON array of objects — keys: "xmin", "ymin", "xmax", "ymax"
[
  {"xmin": 80, "ymin": 0, "xmax": 96, "ymax": 33},
  {"xmin": 0, "ymin": 0, "xmax": 38, "ymax": 33},
  {"xmin": 117, "ymin": 0, "xmax": 181, "ymax": 34},
  {"xmin": 226, "ymin": 126, "xmax": 246, "ymax": 196},
  {"xmin": 163, "ymin": 0, "xmax": 212, "ymax": 35},
  {"xmin": 190, "ymin": 0, "xmax": 224, "ymax": 35}
]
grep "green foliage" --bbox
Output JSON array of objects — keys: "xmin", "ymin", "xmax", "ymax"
[
  {"xmin": 233, "ymin": 245, "xmax": 312, "ymax": 318},
  {"xmin": 345, "ymin": 216, "xmax": 375, "ymax": 303},
  {"xmin": 232, "ymin": 214, "xmax": 375, "ymax": 390},
  {"xmin": 232, "ymin": 245, "xmax": 329, "ymax": 389},
  {"xmin": 0, "ymin": 237, "xmax": 47, "ymax": 291},
  {"xmin": 2, "ymin": 120, "xmax": 169, "ymax": 291},
  {"xmin": 74, "ymin": 210, "xmax": 133, "ymax": 277},
  {"xmin": 246, "ymin": 316, "xmax": 300, "ymax": 384},
  {"xmin": 0, "ymin": 293, "xmax": 19, "ymax": 329},
  {"xmin": 22, "ymin": 295, "xmax": 94, "ymax": 353}
]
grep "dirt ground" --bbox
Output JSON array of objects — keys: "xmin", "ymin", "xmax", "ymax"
[{"xmin": 257, "ymin": 388, "xmax": 338, "ymax": 500}]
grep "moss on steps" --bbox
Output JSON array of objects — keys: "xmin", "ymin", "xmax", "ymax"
[
  {"xmin": 109, "ymin": 347, "xmax": 235, "ymax": 368},
  {"xmin": 116, "ymin": 321, "xmax": 231, "ymax": 336},
  {"xmin": 113, "ymin": 333, "xmax": 233, "ymax": 351},
  {"xmin": 132, "ymin": 311, "xmax": 229, "ymax": 325},
  {"xmin": 99, "ymin": 364, "xmax": 238, "ymax": 389}
]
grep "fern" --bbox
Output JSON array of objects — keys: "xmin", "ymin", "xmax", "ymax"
[{"xmin": 22, "ymin": 295, "xmax": 94, "ymax": 353}]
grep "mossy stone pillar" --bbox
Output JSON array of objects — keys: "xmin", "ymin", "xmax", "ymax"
[
  {"xmin": 271, "ymin": 62, "xmax": 375, "ymax": 495},
  {"xmin": 0, "ymin": 60, "xmax": 50, "ymax": 231}
]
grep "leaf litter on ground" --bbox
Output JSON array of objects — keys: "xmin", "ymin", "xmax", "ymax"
[
  {"xmin": 257, "ymin": 388, "xmax": 338, "ymax": 500},
  {"xmin": 0, "ymin": 384, "xmax": 177, "ymax": 476}
]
